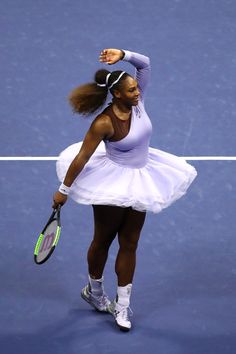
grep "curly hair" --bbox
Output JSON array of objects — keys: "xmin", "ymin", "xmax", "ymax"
[{"xmin": 68, "ymin": 69, "xmax": 130, "ymax": 116}]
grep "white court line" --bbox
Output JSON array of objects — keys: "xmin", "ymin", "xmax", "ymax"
[
  {"xmin": 0, "ymin": 157, "xmax": 59, "ymax": 161},
  {"xmin": 0, "ymin": 156, "xmax": 236, "ymax": 161},
  {"xmin": 183, "ymin": 156, "xmax": 236, "ymax": 161}
]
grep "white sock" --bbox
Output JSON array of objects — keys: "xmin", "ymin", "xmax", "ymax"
[
  {"xmin": 88, "ymin": 275, "xmax": 104, "ymax": 296},
  {"xmin": 116, "ymin": 284, "xmax": 132, "ymax": 308}
]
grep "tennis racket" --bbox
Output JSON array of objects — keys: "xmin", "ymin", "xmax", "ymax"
[{"xmin": 34, "ymin": 205, "xmax": 61, "ymax": 264}]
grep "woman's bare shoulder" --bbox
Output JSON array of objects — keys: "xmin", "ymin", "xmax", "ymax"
[
  {"xmin": 90, "ymin": 113, "xmax": 114, "ymax": 139},
  {"xmin": 95, "ymin": 112, "xmax": 112, "ymax": 124}
]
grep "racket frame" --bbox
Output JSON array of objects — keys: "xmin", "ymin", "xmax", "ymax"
[{"xmin": 34, "ymin": 205, "xmax": 61, "ymax": 264}]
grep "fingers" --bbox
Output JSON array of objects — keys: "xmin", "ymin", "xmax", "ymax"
[
  {"xmin": 99, "ymin": 49, "xmax": 109, "ymax": 63},
  {"xmin": 100, "ymin": 49, "xmax": 107, "ymax": 55},
  {"xmin": 52, "ymin": 200, "xmax": 59, "ymax": 209},
  {"xmin": 99, "ymin": 49, "xmax": 121, "ymax": 65},
  {"xmin": 52, "ymin": 192, "xmax": 67, "ymax": 209},
  {"xmin": 99, "ymin": 49, "xmax": 115, "ymax": 64},
  {"xmin": 52, "ymin": 200, "xmax": 64, "ymax": 209}
]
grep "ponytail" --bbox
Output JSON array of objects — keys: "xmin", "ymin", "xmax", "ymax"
[
  {"xmin": 68, "ymin": 69, "xmax": 130, "ymax": 116},
  {"xmin": 68, "ymin": 69, "xmax": 110, "ymax": 116}
]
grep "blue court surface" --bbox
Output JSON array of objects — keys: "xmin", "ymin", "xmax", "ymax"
[{"xmin": 1, "ymin": 1, "xmax": 236, "ymax": 354}]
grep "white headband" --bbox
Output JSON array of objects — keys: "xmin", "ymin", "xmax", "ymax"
[
  {"xmin": 108, "ymin": 71, "xmax": 126, "ymax": 89},
  {"xmin": 96, "ymin": 71, "xmax": 126, "ymax": 89},
  {"xmin": 97, "ymin": 73, "xmax": 111, "ymax": 87},
  {"xmin": 106, "ymin": 73, "xmax": 111, "ymax": 86}
]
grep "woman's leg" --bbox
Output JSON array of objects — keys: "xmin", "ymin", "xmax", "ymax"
[
  {"xmin": 82, "ymin": 205, "xmax": 126, "ymax": 312},
  {"xmin": 110, "ymin": 207, "xmax": 146, "ymax": 330},
  {"xmin": 87, "ymin": 205, "xmax": 125, "ymax": 279},
  {"xmin": 115, "ymin": 207, "xmax": 146, "ymax": 286}
]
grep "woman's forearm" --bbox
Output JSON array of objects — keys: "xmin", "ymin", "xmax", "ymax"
[
  {"xmin": 63, "ymin": 154, "xmax": 89, "ymax": 187},
  {"xmin": 123, "ymin": 50, "xmax": 150, "ymax": 69}
]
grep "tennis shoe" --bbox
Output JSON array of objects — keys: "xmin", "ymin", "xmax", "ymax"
[
  {"xmin": 81, "ymin": 284, "xmax": 110, "ymax": 312},
  {"xmin": 108, "ymin": 300, "xmax": 133, "ymax": 331}
]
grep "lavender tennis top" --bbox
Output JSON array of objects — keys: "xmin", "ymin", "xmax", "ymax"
[{"xmin": 104, "ymin": 50, "xmax": 153, "ymax": 168}]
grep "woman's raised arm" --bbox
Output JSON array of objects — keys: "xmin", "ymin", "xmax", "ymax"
[{"xmin": 100, "ymin": 48, "xmax": 150, "ymax": 101}]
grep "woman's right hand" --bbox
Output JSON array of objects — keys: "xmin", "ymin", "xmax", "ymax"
[
  {"xmin": 52, "ymin": 191, "xmax": 68, "ymax": 209},
  {"xmin": 99, "ymin": 49, "xmax": 124, "ymax": 65}
]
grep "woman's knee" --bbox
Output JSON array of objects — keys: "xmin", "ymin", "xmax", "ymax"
[
  {"xmin": 117, "ymin": 208, "xmax": 146, "ymax": 252},
  {"xmin": 92, "ymin": 205, "xmax": 125, "ymax": 243},
  {"xmin": 90, "ymin": 237, "xmax": 113, "ymax": 252},
  {"xmin": 118, "ymin": 232, "xmax": 140, "ymax": 253}
]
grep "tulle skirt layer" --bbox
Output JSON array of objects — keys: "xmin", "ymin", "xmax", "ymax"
[{"xmin": 56, "ymin": 142, "xmax": 197, "ymax": 213}]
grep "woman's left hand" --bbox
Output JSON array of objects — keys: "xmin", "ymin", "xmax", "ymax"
[
  {"xmin": 52, "ymin": 191, "xmax": 68, "ymax": 209},
  {"xmin": 99, "ymin": 48, "xmax": 124, "ymax": 65}
]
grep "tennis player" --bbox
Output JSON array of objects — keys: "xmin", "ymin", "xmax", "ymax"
[{"xmin": 53, "ymin": 48, "xmax": 197, "ymax": 331}]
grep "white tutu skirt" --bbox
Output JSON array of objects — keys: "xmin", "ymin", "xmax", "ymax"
[{"xmin": 56, "ymin": 141, "xmax": 197, "ymax": 213}]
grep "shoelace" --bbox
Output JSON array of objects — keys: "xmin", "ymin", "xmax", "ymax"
[
  {"xmin": 98, "ymin": 293, "xmax": 110, "ymax": 307},
  {"xmin": 91, "ymin": 291, "xmax": 110, "ymax": 307},
  {"xmin": 117, "ymin": 306, "xmax": 133, "ymax": 321}
]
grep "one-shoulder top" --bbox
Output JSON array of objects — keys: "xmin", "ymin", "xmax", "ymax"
[{"xmin": 102, "ymin": 51, "xmax": 153, "ymax": 168}]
